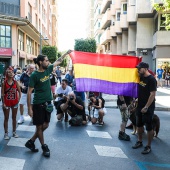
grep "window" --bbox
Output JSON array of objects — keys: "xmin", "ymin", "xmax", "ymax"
[
  {"xmin": 26, "ymin": 36, "xmax": 34, "ymax": 54},
  {"xmin": 160, "ymin": 14, "xmax": 166, "ymax": 31},
  {"xmin": 28, "ymin": 3, "xmax": 32, "ymax": 23},
  {"xmin": 35, "ymin": 14, "xmax": 38, "ymax": 29},
  {"xmin": 108, "ymin": 42, "xmax": 111, "ymax": 51},
  {"xmin": 0, "ymin": 25, "xmax": 11, "ymax": 48},
  {"xmin": 154, "ymin": 15, "xmax": 158, "ymax": 32},
  {"xmin": 35, "ymin": 42, "xmax": 38, "ymax": 56},
  {"xmin": 18, "ymin": 30, "xmax": 24, "ymax": 51},
  {"xmin": 116, "ymin": 12, "xmax": 121, "ymax": 21},
  {"xmin": 122, "ymin": 3, "xmax": 127, "ymax": 14}
]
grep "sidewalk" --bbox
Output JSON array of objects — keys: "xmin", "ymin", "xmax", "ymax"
[{"xmin": 103, "ymin": 86, "xmax": 170, "ymax": 111}]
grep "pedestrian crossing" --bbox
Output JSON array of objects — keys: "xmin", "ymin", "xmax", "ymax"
[{"xmin": 0, "ymin": 116, "xmax": 129, "ymax": 170}]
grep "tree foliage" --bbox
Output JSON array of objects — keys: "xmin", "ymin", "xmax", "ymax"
[
  {"xmin": 74, "ymin": 38, "xmax": 97, "ymax": 53},
  {"xmin": 42, "ymin": 46, "xmax": 58, "ymax": 63},
  {"xmin": 153, "ymin": 0, "xmax": 170, "ymax": 30},
  {"xmin": 57, "ymin": 52, "xmax": 67, "ymax": 68}
]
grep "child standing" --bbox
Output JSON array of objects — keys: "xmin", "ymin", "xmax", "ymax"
[{"xmin": 1, "ymin": 67, "xmax": 21, "ymax": 139}]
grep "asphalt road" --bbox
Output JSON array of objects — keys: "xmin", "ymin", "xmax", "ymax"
[{"xmin": 0, "ymin": 106, "xmax": 170, "ymax": 170}]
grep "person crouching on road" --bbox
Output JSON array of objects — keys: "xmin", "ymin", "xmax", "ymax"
[
  {"xmin": 88, "ymin": 94, "xmax": 106, "ymax": 125},
  {"xmin": 60, "ymin": 92, "xmax": 87, "ymax": 125},
  {"xmin": 25, "ymin": 50, "xmax": 71, "ymax": 157},
  {"xmin": 1, "ymin": 67, "xmax": 21, "ymax": 140},
  {"xmin": 117, "ymin": 95, "xmax": 133, "ymax": 141},
  {"xmin": 54, "ymin": 79, "xmax": 72, "ymax": 122}
]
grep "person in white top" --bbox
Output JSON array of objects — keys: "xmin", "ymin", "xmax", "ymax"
[{"xmin": 54, "ymin": 78, "xmax": 72, "ymax": 121}]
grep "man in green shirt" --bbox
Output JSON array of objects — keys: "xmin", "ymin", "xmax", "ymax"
[{"xmin": 25, "ymin": 50, "xmax": 71, "ymax": 157}]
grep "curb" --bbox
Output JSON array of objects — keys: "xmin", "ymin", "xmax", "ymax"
[{"xmin": 105, "ymin": 106, "xmax": 170, "ymax": 112}]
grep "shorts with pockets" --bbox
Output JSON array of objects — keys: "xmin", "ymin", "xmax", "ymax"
[{"xmin": 32, "ymin": 102, "xmax": 51, "ymax": 125}]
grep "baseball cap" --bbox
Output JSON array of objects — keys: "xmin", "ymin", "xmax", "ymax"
[{"xmin": 136, "ymin": 62, "xmax": 149, "ymax": 69}]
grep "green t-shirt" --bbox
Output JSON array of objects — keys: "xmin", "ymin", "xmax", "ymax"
[{"xmin": 29, "ymin": 64, "xmax": 53, "ymax": 104}]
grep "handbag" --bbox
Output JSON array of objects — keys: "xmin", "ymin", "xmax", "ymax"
[{"xmin": 46, "ymin": 103, "xmax": 54, "ymax": 113}]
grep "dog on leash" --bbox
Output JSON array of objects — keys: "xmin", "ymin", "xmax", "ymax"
[{"xmin": 128, "ymin": 101, "xmax": 160, "ymax": 137}]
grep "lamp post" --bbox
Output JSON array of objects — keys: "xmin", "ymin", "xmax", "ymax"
[{"xmin": 39, "ymin": 33, "xmax": 49, "ymax": 54}]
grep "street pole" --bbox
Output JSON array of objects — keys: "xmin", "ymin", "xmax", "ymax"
[{"xmin": 40, "ymin": 33, "xmax": 42, "ymax": 54}]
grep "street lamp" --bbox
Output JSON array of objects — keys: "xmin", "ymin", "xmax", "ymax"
[{"xmin": 40, "ymin": 33, "xmax": 49, "ymax": 54}]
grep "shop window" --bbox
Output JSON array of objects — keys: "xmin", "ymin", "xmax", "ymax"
[{"xmin": 0, "ymin": 25, "xmax": 11, "ymax": 48}]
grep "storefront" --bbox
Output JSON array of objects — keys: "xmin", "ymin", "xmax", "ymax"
[{"xmin": 0, "ymin": 47, "xmax": 12, "ymax": 70}]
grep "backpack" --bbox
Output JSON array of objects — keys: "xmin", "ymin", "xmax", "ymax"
[
  {"xmin": 69, "ymin": 115, "xmax": 82, "ymax": 126},
  {"xmin": 97, "ymin": 97, "xmax": 105, "ymax": 108}
]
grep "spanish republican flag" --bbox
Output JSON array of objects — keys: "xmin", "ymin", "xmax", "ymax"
[{"xmin": 69, "ymin": 51, "xmax": 141, "ymax": 97}]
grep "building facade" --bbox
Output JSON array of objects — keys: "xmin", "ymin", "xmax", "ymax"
[
  {"xmin": 0, "ymin": 0, "xmax": 58, "ymax": 69},
  {"xmin": 94, "ymin": 0, "xmax": 170, "ymax": 72}
]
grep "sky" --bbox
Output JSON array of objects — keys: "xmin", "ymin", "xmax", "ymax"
[{"xmin": 58, "ymin": 0, "xmax": 88, "ymax": 52}]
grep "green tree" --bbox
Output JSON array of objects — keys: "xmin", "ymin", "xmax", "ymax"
[
  {"xmin": 57, "ymin": 51, "xmax": 68, "ymax": 72},
  {"xmin": 153, "ymin": 0, "xmax": 170, "ymax": 30},
  {"xmin": 42, "ymin": 46, "xmax": 58, "ymax": 63},
  {"xmin": 74, "ymin": 38, "xmax": 96, "ymax": 53}
]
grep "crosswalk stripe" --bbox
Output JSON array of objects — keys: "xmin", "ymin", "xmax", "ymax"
[
  {"xmin": 86, "ymin": 130, "xmax": 112, "ymax": 139},
  {"xmin": 17, "ymin": 125, "xmax": 35, "ymax": 132},
  {"xmin": 0, "ymin": 157, "xmax": 25, "ymax": 170},
  {"xmin": 94, "ymin": 145, "xmax": 128, "ymax": 158},
  {"xmin": 7, "ymin": 137, "xmax": 29, "ymax": 148}
]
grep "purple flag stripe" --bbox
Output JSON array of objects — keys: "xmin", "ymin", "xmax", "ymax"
[{"xmin": 75, "ymin": 78, "xmax": 138, "ymax": 97}]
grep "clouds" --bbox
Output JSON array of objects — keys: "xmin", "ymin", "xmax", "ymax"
[{"xmin": 58, "ymin": 0, "xmax": 88, "ymax": 51}]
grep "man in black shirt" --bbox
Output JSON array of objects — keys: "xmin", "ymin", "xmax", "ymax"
[
  {"xmin": 60, "ymin": 92, "xmax": 87, "ymax": 125},
  {"xmin": 132, "ymin": 62, "xmax": 157, "ymax": 154}
]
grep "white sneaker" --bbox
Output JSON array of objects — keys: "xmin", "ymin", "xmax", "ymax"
[
  {"xmin": 4, "ymin": 133, "xmax": 10, "ymax": 140},
  {"xmin": 13, "ymin": 131, "xmax": 19, "ymax": 138},
  {"xmin": 17, "ymin": 116, "xmax": 24, "ymax": 124}
]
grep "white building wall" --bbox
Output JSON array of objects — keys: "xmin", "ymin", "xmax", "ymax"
[{"xmin": 136, "ymin": 18, "xmax": 154, "ymax": 49}]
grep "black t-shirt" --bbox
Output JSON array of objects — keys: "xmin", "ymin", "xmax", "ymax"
[
  {"xmin": 138, "ymin": 75, "xmax": 157, "ymax": 108},
  {"xmin": 117, "ymin": 96, "xmax": 133, "ymax": 106},
  {"xmin": 50, "ymin": 74, "xmax": 56, "ymax": 86},
  {"xmin": 67, "ymin": 96, "xmax": 86, "ymax": 121},
  {"xmin": 20, "ymin": 73, "xmax": 32, "ymax": 93}
]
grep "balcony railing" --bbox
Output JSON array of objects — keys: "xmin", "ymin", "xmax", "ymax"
[
  {"xmin": 101, "ymin": 9, "xmax": 111, "ymax": 29},
  {"xmin": 101, "ymin": 0, "xmax": 112, "ymax": 14},
  {"xmin": 0, "ymin": 2, "xmax": 20, "ymax": 17},
  {"xmin": 100, "ymin": 28, "xmax": 112, "ymax": 45},
  {"xmin": 153, "ymin": 31, "xmax": 170, "ymax": 47}
]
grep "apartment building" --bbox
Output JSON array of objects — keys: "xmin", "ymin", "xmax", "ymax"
[
  {"xmin": 0, "ymin": 0, "xmax": 58, "ymax": 69},
  {"xmin": 86, "ymin": 0, "xmax": 95, "ymax": 38},
  {"xmin": 94, "ymin": 0, "xmax": 170, "ymax": 72}
]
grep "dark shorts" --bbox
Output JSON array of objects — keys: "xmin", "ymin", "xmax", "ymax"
[
  {"xmin": 32, "ymin": 103, "xmax": 51, "ymax": 125},
  {"xmin": 136, "ymin": 107, "xmax": 155, "ymax": 131}
]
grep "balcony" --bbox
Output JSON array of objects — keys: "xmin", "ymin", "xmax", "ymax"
[
  {"xmin": 100, "ymin": 9, "xmax": 111, "ymax": 29},
  {"xmin": 115, "ymin": 21, "xmax": 122, "ymax": 33},
  {"xmin": 120, "ymin": 14, "xmax": 128, "ymax": 28},
  {"xmin": 110, "ymin": 25, "xmax": 116, "ymax": 37},
  {"xmin": 101, "ymin": 0, "xmax": 112, "ymax": 14},
  {"xmin": 127, "ymin": 6, "xmax": 137, "ymax": 22},
  {"xmin": 153, "ymin": 31, "xmax": 170, "ymax": 47},
  {"xmin": 94, "ymin": 28, "xmax": 104, "ymax": 37},
  {"xmin": 115, "ymin": 0, "xmax": 121, "ymax": 9},
  {"xmin": 136, "ymin": 0, "xmax": 155, "ymax": 15},
  {"xmin": 0, "ymin": 2, "xmax": 20, "ymax": 17},
  {"xmin": 100, "ymin": 28, "xmax": 112, "ymax": 45},
  {"xmin": 110, "ymin": 4, "xmax": 116, "ymax": 15},
  {"xmin": 94, "ymin": 13, "xmax": 102, "ymax": 23}
]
